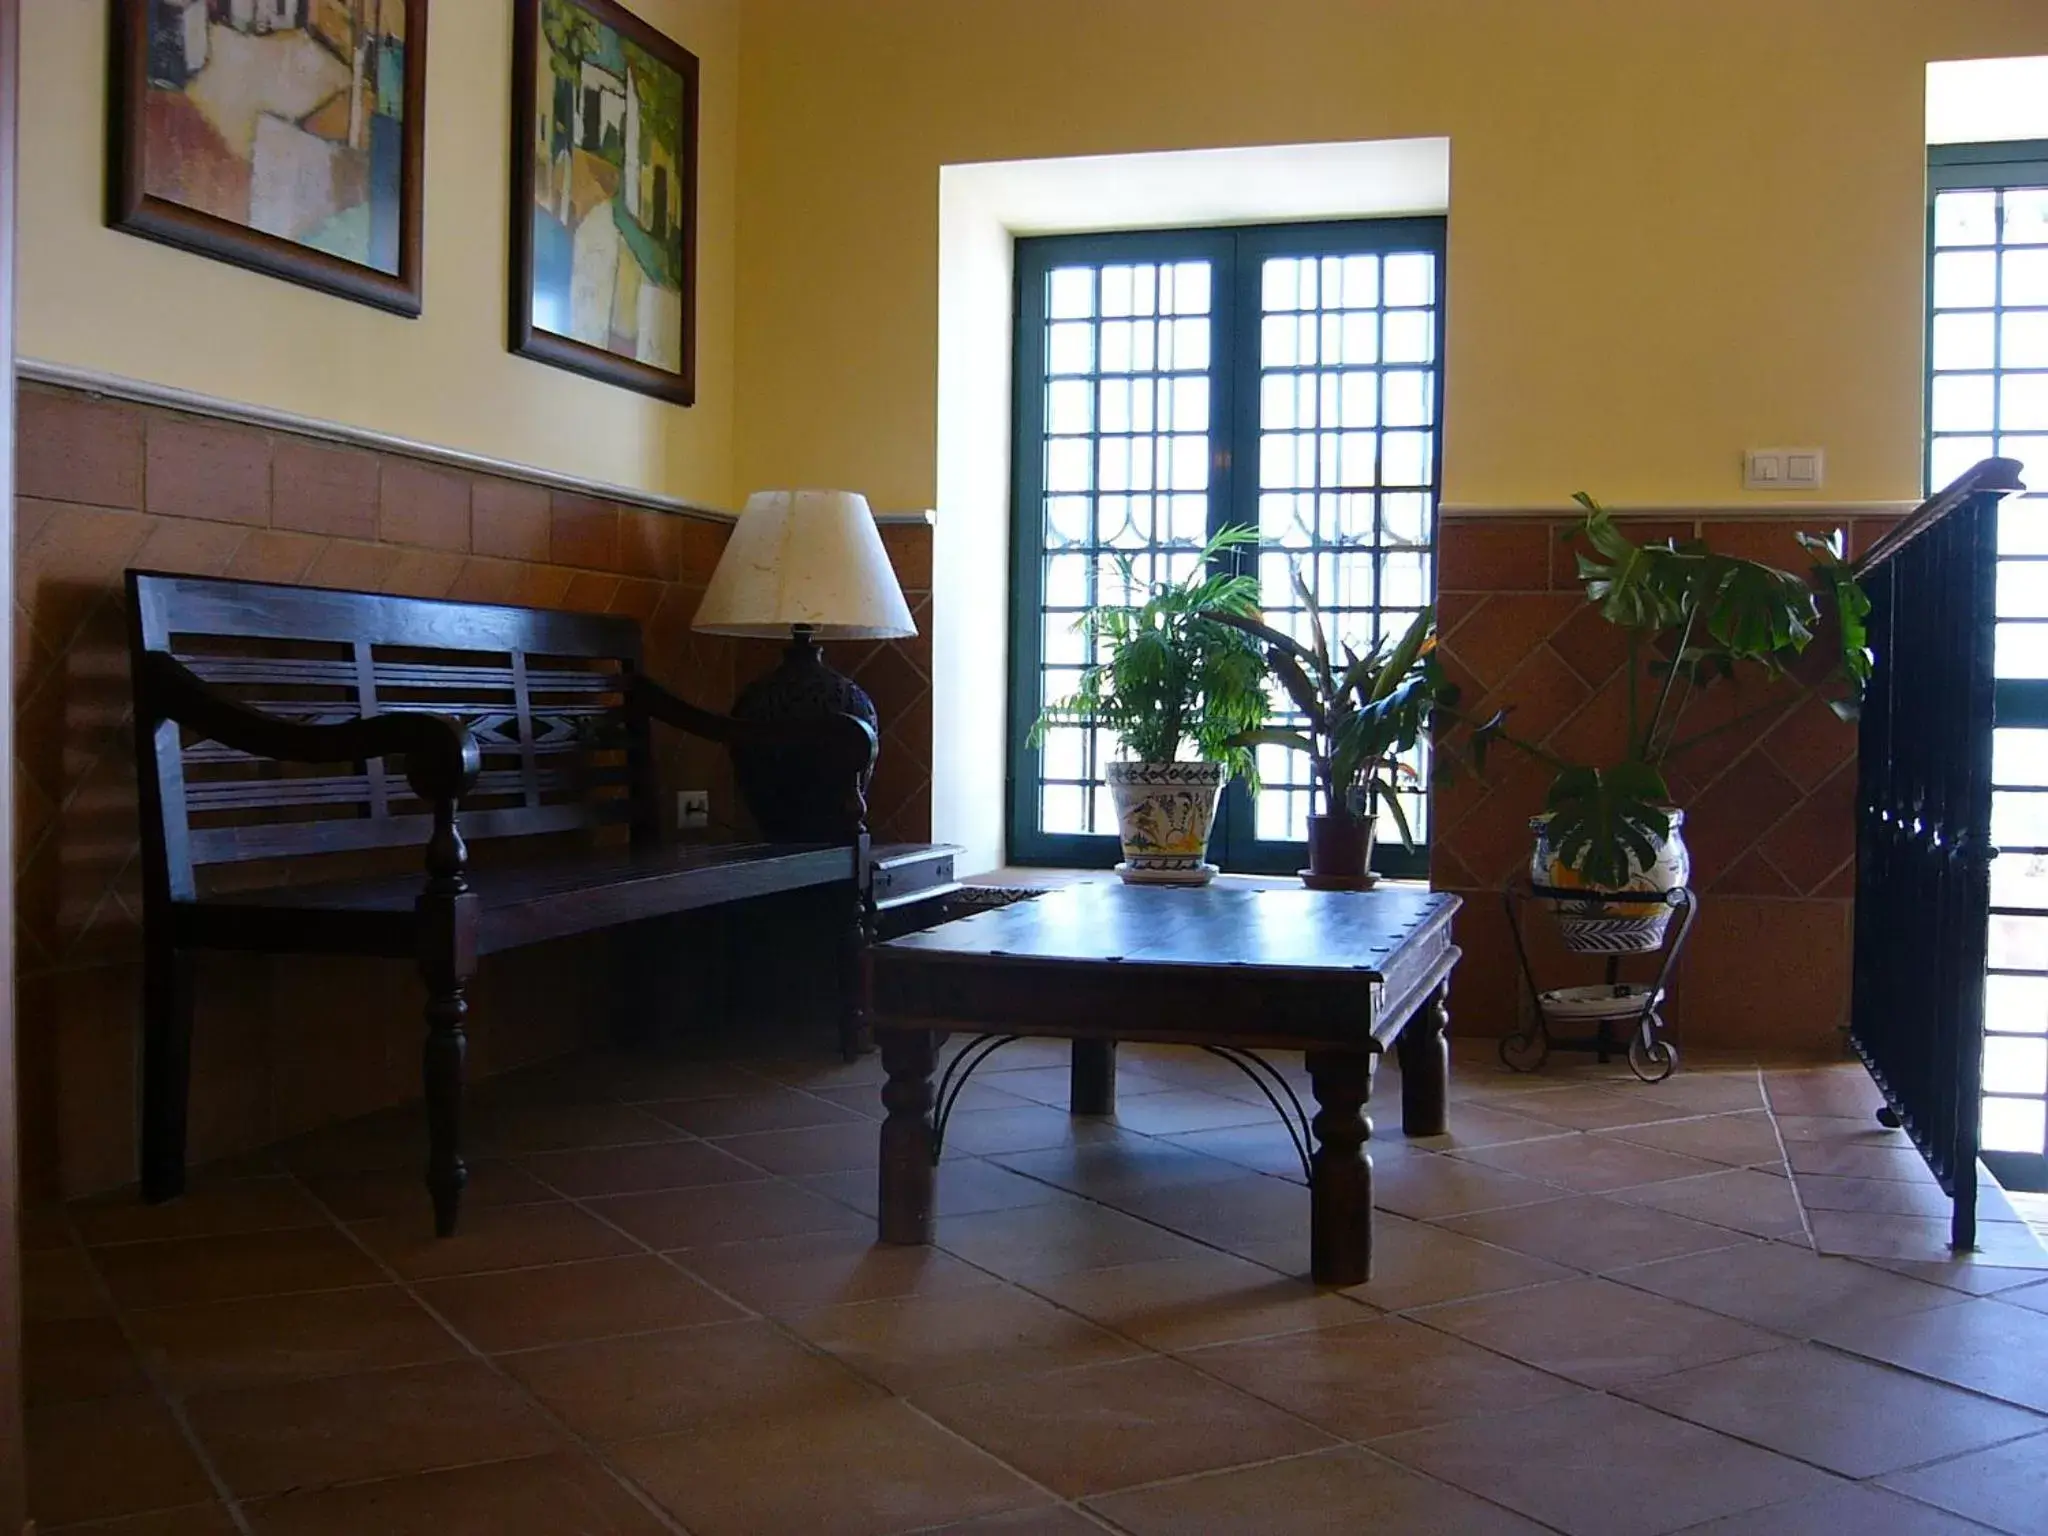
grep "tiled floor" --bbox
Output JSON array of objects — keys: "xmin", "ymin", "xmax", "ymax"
[{"xmin": 21, "ymin": 1037, "xmax": 2048, "ymax": 1535}]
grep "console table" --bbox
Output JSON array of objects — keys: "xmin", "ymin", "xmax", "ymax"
[{"xmin": 866, "ymin": 882, "xmax": 1462, "ymax": 1285}]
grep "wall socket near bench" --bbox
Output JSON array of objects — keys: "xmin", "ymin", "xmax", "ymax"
[
  {"xmin": 677, "ymin": 790, "xmax": 710, "ymax": 831},
  {"xmin": 1744, "ymin": 446, "xmax": 1825, "ymax": 490}
]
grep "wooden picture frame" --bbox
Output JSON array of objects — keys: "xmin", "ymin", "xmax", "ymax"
[
  {"xmin": 107, "ymin": 0, "xmax": 429, "ymax": 318},
  {"xmin": 509, "ymin": 0, "xmax": 698, "ymax": 405}
]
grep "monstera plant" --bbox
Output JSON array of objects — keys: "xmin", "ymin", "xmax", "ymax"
[{"xmin": 1453, "ymin": 493, "xmax": 1869, "ymax": 952}]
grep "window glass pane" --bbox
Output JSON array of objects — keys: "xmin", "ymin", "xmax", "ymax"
[
  {"xmin": 1986, "ymin": 1036, "xmax": 2048, "ymax": 1096},
  {"xmin": 1998, "ymin": 621, "xmax": 2048, "ymax": 678},
  {"xmin": 1983, "ymin": 1095, "xmax": 2047, "ymax": 1154},
  {"xmin": 1935, "ymin": 190, "xmax": 1998, "ymax": 246},
  {"xmin": 1987, "ymin": 973, "xmax": 2048, "ymax": 1033},
  {"xmin": 1933, "ymin": 311, "xmax": 1996, "ymax": 372},
  {"xmin": 2006, "ymin": 248, "xmax": 2048, "ymax": 306},
  {"xmin": 1934, "ymin": 249, "xmax": 1998, "ymax": 308},
  {"xmin": 1990, "ymin": 913, "xmax": 2048, "ymax": 970},
  {"xmin": 1998, "ymin": 563, "xmax": 2048, "ymax": 619},
  {"xmin": 1993, "ymin": 791, "xmax": 2048, "ymax": 846},
  {"xmin": 2008, "ymin": 188, "xmax": 2048, "ymax": 245},
  {"xmin": 1992, "ymin": 851, "xmax": 2048, "ymax": 911},
  {"xmin": 2008, "ymin": 313, "xmax": 2048, "ymax": 370},
  {"xmin": 1932, "ymin": 373, "xmax": 1996, "ymax": 432}
]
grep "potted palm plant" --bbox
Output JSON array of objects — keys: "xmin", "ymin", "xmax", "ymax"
[
  {"xmin": 1031, "ymin": 527, "xmax": 1269, "ymax": 884},
  {"xmin": 1210, "ymin": 576, "xmax": 1450, "ymax": 889},
  {"xmin": 1452, "ymin": 493, "xmax": 1869, "ymax": 951}
]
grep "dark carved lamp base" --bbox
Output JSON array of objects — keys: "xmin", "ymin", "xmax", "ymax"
[{"xmin": 730, "ymin": 627, "xmax": 879, "ymax": 841}]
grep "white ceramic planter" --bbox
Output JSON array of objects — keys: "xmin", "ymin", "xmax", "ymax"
[
  {"xmin": 1529, "ymin": 810, "xmax": 1690, "ymax": 953},
  {"xmin": 1107, "ymin": 761, "xmax": 1226, "ymax": 885}
]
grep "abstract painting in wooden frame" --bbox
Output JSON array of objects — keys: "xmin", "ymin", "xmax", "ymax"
[
  {"xmin": 509, "ymin": 0, "xmax": 699, "ymax": 405},
  {"xmin": 109, "ymin": 0, "xmax": 429, "ymax": 317}
]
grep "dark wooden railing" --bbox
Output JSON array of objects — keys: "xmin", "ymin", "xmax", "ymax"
[{"xmin": 1850, "ymin": 458, "xmax": 2027, "ymax": 1250}]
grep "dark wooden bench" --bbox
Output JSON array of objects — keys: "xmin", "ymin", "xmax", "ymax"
[{"xmin": 126, "ymin": 570, "xmax": 876, "ymax": 1236}]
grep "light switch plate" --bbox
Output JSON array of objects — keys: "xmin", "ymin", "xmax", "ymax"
[
  {"xmin": 1745, "ymin": 447, "xmax": 1824, "ymax": 491},
  {"xmin": 676, "ymin": 790, "xmax": 710, "ymax": 830}
]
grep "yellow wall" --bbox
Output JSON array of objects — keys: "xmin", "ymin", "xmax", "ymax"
[
  {"xmin": 733, "ymin": 0, "xmax": 2048, "ymax": 512},
  {"xmin": 17, "ymin": 0, "xmax": 738, "ymax": 507}
]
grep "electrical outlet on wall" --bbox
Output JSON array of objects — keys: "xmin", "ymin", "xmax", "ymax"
[
  {"xmin": 676, "ymin": 790, "xmax": 710, "ymax": 831},
  {"xmin": 1744, "ymin": 447, "xmax": 1825, "ymax": 491}
]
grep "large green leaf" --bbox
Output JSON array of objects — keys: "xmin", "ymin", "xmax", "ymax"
[{"xmin": 1542, "ymin": 761, "xmax": 1673, "ymax": 889}]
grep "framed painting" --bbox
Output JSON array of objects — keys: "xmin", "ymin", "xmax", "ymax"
[
  {"xmin": 108, "ymin": 0, "xmax": 429, "ymax": 317},
  {"xmin": 509, "ymin": 0, "xmax": 698, "ymax": 405}
]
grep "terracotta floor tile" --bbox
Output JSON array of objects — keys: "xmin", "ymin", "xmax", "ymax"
[
  {"xmin": 933, "ymin": 1199, "xmax": 1217, "ymax": 1281},
  {"xmin": 1187, "ymin": 1314, "xmax": 1584, "ymax": 1440},
  {"xmin": 980, "ymin": 1063, "xmax": 1172, "ymax": 1108},
  {"xmin": 1485, "ymin": 1085, "xmax": 1698, "ymax": 1132},
  {"xmin": 993, "ymin": 1138, "xmax": 1253, "ymax": 1203},
  {"xmin": 1866, "ymin": 1253, "xmax": 2048, "ymax": 1295},
  {"xmin": 1613, "ymin": 1240, "xmax": 1963, "ymax": 1337},
  {"xmin": 1415, "ymin": 1276, "xmax": 1786, "ymax": 1388},
  {"xmin": 185, "ymin": 1359, "xmax": 563, "ymax": 1498},
  {"xmin": 1086, "ymin": 1444, "xmax": 1554, "ymax": 1534},
  {"xmin": 917, "ymin": 1354, "xmax": 1333, "ymax": 1497},
  {"xmin": 72, "ymin": 1178, "xmax": 328, "ymax": 1247},
  {"xmin": 917, "ymin": 1507, "xmax": 1113, "ymax": 1534},
  {"xmin": 1438, "ymin": 1194, "xmax": 1751, "ymax": 1275},
  {"xmin": 1024, "ymin": 1253, "xmax": 1372, "ymax": 1350},
  {"xmin": 1636, "ymin": 1071, "xmax": 1768, "ymax": 1116},
  {"xmin": 52, "ymin": 1503, "xmax": 242, "ymax": 1534},
  {"xmin": 94, "ymin": 1227, "xmax": 385, "ymax": 1309},
  {"xmin": 1103, "ymin": 1089, "xmax": 1277, "ymax": 1136},
  {"xmin": 26, "ymin": 1394, "xmax": 214, "ymax": 1527},
  {"xmin": 645, "ymin": 1087, "xmax": 867, "ymax": 1137},
  {"xmin": 23, "ymin": 1246, "xmax": 109, "ymax": 1322},
  {"xmin": 1622, "ymin": 1342, "xmax": 2045, "ymax": 1477},
  {"xmin": 1377, "ymin": 1392, "xmax": 1836, "ymax": 1536},
  {"xmin": 297, "ymin": 1161, "xmax": 555, "ymax": 1222},
  {"xmin": 1608, "ymin": 1168, "xmax": 1809, "ymax": 1239},
  {"xmin": 243, "ymin": 1450, "xmax": 672, "ymax": 1535},
  {"xmin": 23, "ymin": 1316, "xmax": 150, "ymax": 1406},
  {"xmin": 1113, "ymin": 1174, "xmax": 1309, "ymax": 1249},
  {"xmin": 503, "ymin": 1318, "xmax": 879, "ymax": 1442},
  {"xmin": 1793, "ymin": 1172, "xmax": 1962, "ymax": 1217},
  {"xmin": 1818, "ymin": 1296, "xmax": 2048, "ymax": 1411},
  {"xmin": 1369, "ymin": 1155, "xmax": 1567, "ymax": 1220},
  {"xmin": 19, "ymin": 1203, "xmax": 74, "ymax": 1251},
  {"xmin": 1333, "ymin": 1214, "xmax": 1575, "ymax": 1309},
  {"xmin": 1811, "ymin": 1209, "xmax": 2048, "ymax": 1265},
  {"xmin": 785, "ymin": 1284, "xmax": 1141, "ymax": 1391},
  {"xmin": 606, "ymin": 1397, "xmax": 1048, "ymax": 1536},
  {"xmin": 1402, "ymin": 1101, "xmax": 1573, "ymax": 1152},
  {"xmin": 1764, "ymin": 1069, "xmax": 1885, "ymax": 1118},
  {"xmin": 275, "ymin": 1110, "xmax": 428, "ymax": 1176},
  {"xmin": 2000, "ymin": 1279, "xmax": 2048, "ymax": 1315},
  {"xmin": 602, "ymin": 1057, "xmax": 778, "ymax": 1104},
  {"xmin": 129, "ymin": 1286, "xmax": 464, "ymax": 1395},
  {"xmin": 419, "ymin": 1254, "xmax": 741, "ymax": 1353},
  {"xmin": 673, "ymin": 1228, "xmax": 1002, "ymax": 1315},
  {"xmin": 465, "ymin": 1102, "xmax": 683, "ymax": 1157},
  {"xmin": 1597, "ymin": 1111, "xmax": 1785, "ymax": 1168},
  {"xmin": 812, "ymin": 1078, "xmax": 1032, "ymax": 1122},
  {"xmin": 1453, "ymin": 1134, "xmax": 1725, "ymax": 1193},
  {"xmin": 711, "ymin": 1120, "xmax": 882, "ymax": 1176},
  {"xmin": 1628, "ymin": 1481, "xmax": 1989, "ymax": 1535},
  {"xmin": 590, "ymin": 1178, "xmax": 868, "ymax": 1249},
  {"xmin": 525, "ymin": 1138, "xmax": 762, "ymax": 1197},
  {"xmin": 1785, "ymin": 1138, "xmax": 1938, "ymax": 1180},
  {"xmin": 936, "ymin": 1103, "xmax": 1126, "ymax": 1158},
  {"xmin": 1772, "ymin": 1113, "xmax": 1887, "ymax": 1143},
  {"xmin": 803, "ymin": 1156, "xmax": 1073, "ymax": 1220},
  {"xmin": 1161, "ymin": 1122, "xmax": 1330, "ymax": 1181},
  {"xmin": 1879, "ymin": 1428, "xmax": 2048, "ymax": 1534},
  {"xmin": 350, "ymin": 1201, "xmax": 638, "ymax": 1281}
]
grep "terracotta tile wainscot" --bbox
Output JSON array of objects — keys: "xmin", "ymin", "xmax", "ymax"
[
  {"xmin": 13, "ymin": 382, "xmax": 933, "ymax": 1200},
  {"xmin": 1431, "ymin": 508, "xmax": 1903, "ymax": 1062}
]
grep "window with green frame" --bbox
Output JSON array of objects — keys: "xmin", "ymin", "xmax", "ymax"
[
  {"xmin": 1007, "ymin": 218, "xmax": 1447, "ymax": 874},
  {"xmin": 1929, "ymin": 140, "xmax": 2048, "ymax": 1191}
]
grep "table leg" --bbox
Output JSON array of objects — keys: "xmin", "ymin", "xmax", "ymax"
[
  {"xmin": 1306, "ymin": 1050, "xmax": 1373, "ymax": 1287},
  {"xmin": 1070, "ymin": 1038, "xmax": 1117, "ymax": 1116},
  {"xmin": 1397, "ymin": 982, "xmax": 1451, "ymax": 1137},
  {"xmin": 877, "ymin": 1027, "xmax": 937, "ymax": 1245}
]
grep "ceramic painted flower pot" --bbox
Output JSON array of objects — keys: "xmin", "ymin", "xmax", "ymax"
[
  {"xmin": 1302, "ymin": 812, "xmax": 1379, "ymax": 891},
  {"xmin": 1529, "ymin": 810, "xmax": 1690, "ymax": 953},
  {"xmin": 1107, "ymin": 761, "xmax": 1226, "ymax": 885}
]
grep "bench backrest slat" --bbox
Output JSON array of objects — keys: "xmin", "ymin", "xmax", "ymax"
[{"xmin": 127, "ymin": 571, "xmax": 660, "ymax": 902}]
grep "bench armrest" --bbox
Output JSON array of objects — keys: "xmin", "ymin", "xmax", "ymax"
[{"xmin": 139, "ymin": 650, "xmax": 482, "ymax": 803}]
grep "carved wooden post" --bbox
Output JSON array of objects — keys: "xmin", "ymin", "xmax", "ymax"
[
  {"xmin": 417, "ymin": 801, "xmax": 479, "ymax": 1237},
  {"xmin": 1306, "ymin": 1049, "xmax": 1373, "ymax": 1286},
  {"xmin": 1070, "ymin": 1038, "xmax": 1117, "ymax": 1116},
  {"xmin": 876, "ymin": 1027, "xmax": 936, "ymax": 1244},
  {"xmin": 1397, "ymin": 982, "xmax": 1451, "ymax": 1137}
]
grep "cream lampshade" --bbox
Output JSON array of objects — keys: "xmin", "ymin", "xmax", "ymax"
[
  {"xmin": 692, "ymin": 490, "xmax": 915, "ymax": 841},
  {"xmin": 694, "ymin": 490, "xmax": 915, "ymax": 640}
]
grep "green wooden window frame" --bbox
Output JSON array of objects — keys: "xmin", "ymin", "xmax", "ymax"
[
  {"xmin": 1006, "ymin": 218, "xmax": 1448, "ymax": 874},
  {"xmin": 1930, "ymin": 141, "xmax": 2048, "ymax": 1191}
]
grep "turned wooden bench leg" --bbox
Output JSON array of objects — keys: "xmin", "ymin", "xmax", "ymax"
[
  {"xmin": 876, "ymin": 1026, "xmax": 936, "ymax": 1244},
  {"xmin": 139, "ymin": 940, "xmax": 194, "ymax": 1204},
  {"xmin": 1070, "ymin": 1038, "xmax": 1117, "ymax": 1116},
  {"xmin": 1397, "ymin": 981, "xmax": 1451, "ymax": 1138},
  {"xmin": 418, "ymin": 807, "xmax": 480, "ymax": 1238},
  {"xmin": 1307, "ymin": 1049, "xmax": 1374, "ymax": 1287}
]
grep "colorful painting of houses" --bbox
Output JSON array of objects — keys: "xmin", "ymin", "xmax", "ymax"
[
  {"xmin": 142, "ymin": 0, "xmax": 409, "ymax": 276},
  {"xmin": 528, "ymin": 0, "xmax": 689, "ymax": 372}
]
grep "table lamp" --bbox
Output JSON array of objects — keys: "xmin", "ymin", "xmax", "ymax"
[{"xmin": 693, "ymin": 489, "xmax": 916, "ymax": 838}]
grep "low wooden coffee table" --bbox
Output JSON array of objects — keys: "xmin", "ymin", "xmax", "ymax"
[{"xmin": 866, "ymin": 881, "xmax": 1462, "ymax": 1285}]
